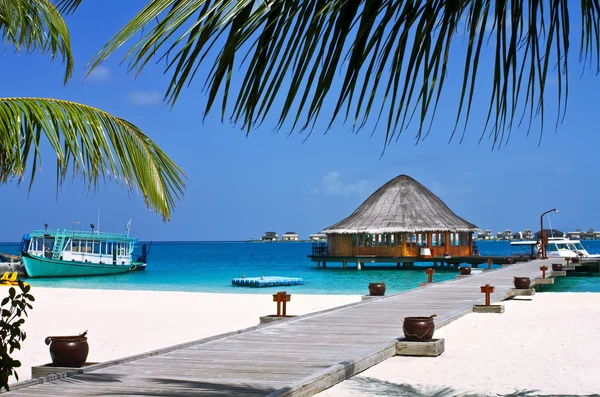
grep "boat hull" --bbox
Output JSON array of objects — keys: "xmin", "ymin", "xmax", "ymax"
[{"xmin": 22, "ymin": 254, "xmax": 134, "ymax": 278}]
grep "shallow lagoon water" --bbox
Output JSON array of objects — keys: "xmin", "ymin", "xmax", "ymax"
[{"xmin": 1, "ymin": 241, "xmax": 599, "ymax": 294}]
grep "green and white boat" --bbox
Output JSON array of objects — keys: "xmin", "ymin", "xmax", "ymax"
[{"xmin": 20, "ymin": 229, "xmax": 145, "ymax": 277}]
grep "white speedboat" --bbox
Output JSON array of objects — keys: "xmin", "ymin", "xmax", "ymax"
[
  {"xmin": 547, "ymin": 237, "xmax": 600, "ymax": 259},
  {"xmin": 511, "ymin": 237, "xmax": 600, "ymax": 260}
]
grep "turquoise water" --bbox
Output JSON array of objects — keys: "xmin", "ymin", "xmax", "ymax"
[{"xmin": 1, "ymin": 241, "xmax": 599, "ymax": 294}]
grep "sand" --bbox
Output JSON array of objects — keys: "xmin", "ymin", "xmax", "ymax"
[
  {"xmin": 7, "ymin": 287, "xmax": 359, "ymax": 383},
  {"xmin": 319, "ymin": 292, "xmax": 600, "ymax": 396},
  {"xmin": 8, "ymin": 289, "xmax": 600, "ymax": 396}
]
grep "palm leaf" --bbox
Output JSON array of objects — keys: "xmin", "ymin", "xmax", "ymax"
[
  {"xmin": 53, "ymin": 0, "xmax": 84, "ymax": 15},
  {"xmin": 0, "ymin": 97, "xmax": 185, "ymax": 221},
  {"xmin": 0, "ymin": 0, "xmax": 74, "ymax": 83},
  {"xmin": 83, "ymin": 1, "xmax": 599, "ymax": 148}
]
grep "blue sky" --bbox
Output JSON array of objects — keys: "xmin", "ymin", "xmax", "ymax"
[{"xmin": 1, "ymin": 1, "xmax": 599, "ymax": 242}]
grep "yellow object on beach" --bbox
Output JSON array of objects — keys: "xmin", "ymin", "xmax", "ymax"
[{"xmin": 0, "ymin": 272, "xmax": 27, "ymax": 287}]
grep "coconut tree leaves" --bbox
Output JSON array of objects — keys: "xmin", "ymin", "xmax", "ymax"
[
  {"xmin": 87, "ymin": 0, "xmax": 600, "ymax": 148},
  {"xmin": 0, "ymin": 0, "xmax": 74, "ymax": 83},
  {"xmin": 0, "ymin": 98, "xmax": 185, "ymax": 221}
]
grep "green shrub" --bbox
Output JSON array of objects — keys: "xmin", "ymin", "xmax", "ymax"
[{"xmin": 0, "ymin": 281, "xmax": 34, "ymax": 391}]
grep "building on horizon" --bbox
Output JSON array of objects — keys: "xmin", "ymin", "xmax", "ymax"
[
  {"xmin": 496, "ymin": 229, "xmax": 513, "ymax": 240},
  {"xmin": 476, "ymin": 229, "xmax": 493, "ymax": 240},
  {"xmin": 309, "ymin": 233, "xmax": 327, "ymax": 242},
  {"xmin": 281, "ymin": 232, "xmax": 299, "ymax": 242},
  {"xmin": 261, "ymin": 231, "xmax": 279, "ymax": 242},
  {"xmin": 319, "ymin": 174, "xmax": 479, "ymax": 258},
  {"xmin": 567, "ymin": 228, "xmax": 600, "ymax": 240},
  {"xmin": 512, "ymin": 229, "xmax": 533, "ymax": 241}
]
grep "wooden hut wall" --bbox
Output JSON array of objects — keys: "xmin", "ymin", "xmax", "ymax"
[{"xmin": 327, "ymin": 232, "xmax": 472, "ymax": 257}]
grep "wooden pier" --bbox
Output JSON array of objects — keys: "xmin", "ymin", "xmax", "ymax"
[
  {"xmin": 308, "ymin": 254, "xmax": 523, "ymax": 269},
  {"xmin": 4, "ymin": 259, "xmax": 567, "ymax": 396}
]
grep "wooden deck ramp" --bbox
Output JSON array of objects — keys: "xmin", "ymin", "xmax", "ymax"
[{"xmin": 5, "ymin": 259, "xmax": 558, "ymax": 396}]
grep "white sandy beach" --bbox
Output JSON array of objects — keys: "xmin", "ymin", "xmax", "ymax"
[
  {"xmin": 8, "ymin": 288, "xmax": 600, "ymax": 396},
  {"xmin": 8, "ymin": 287, "xmax": 359, "ymax": 384},
  {"xmin": 319, "ymin": 292, "xmax": 600, "ymax": 396}
]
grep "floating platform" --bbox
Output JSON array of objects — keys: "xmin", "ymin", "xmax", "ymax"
[{"xmin": 231, "ymin": 276, "xmax": 304, "ymax": 288}]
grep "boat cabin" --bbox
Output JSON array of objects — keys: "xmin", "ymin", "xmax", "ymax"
[{"xmin": 22, "ymin": 230, "xmax": 136, "ymax": 265}]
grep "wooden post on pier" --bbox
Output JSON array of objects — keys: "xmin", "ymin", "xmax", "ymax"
[
  {"xmin": 342, "ymin": 261, "xmax": 347, "ymax": 269},
  {"xmin": 487, "ymin": 259, "xmax": 492, "ymax": 269},
  {"xmin": 565, "ymin": 257, "xmax": 571, "ymax": 266},
  {"xmin": 426, "ymin": 268, "xmax": 435, "ymax": 283},
  {"xmin": 273, "ymin": 291, "xmax": 291, "ymax": 317},
  {"xmin": 540, "ymin": 265, "xmax": 548, "ymax": 278},
  {"xmin": 480, "ymin": 284, "xmax": 494, "ymax": 306}
]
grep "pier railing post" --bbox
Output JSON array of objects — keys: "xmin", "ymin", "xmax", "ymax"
[
  {"xmin": 480, "ymin": 284, "xmax": 495, "ymax": 306},
  {"xmin": 426, "ymin": 268, "xmax": 435, "ymax": 283},
  {"xmin": 486, "ymin": 259, "xmax": 492, "ymax": 269},
  {"xmin": 540, "ymin": 265, "xmax": 548, "ymax": 278},
  {"xmin": 273, "ymin": 291, "xmax": 291, "ymax": 317}
]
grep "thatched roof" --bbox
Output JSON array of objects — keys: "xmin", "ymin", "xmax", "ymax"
[{"xmin": 323, "ymin": 175, "xmax": 478, "ymax": 234}]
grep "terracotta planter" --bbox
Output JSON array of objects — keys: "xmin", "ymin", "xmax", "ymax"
[
  {"xmin": 572, "ymin": 256, "xmax": 580, "ymax": 264},
  {"xmin": 513, "ymin": 277, "xmax": 531, "ymax": 290},
  {"xmin": 45, "ymin": 331, "xmax": 89, "ymax": 367},
  {"xmin": 552, "ymin": 263, "xmax": 563, "ymax": 271},
  {"xmin": 402, "ymin": 315, "xmax": 436, "ymax": 342},
  {"xmin": 459, "ymin": 266, "xmax": 471, "ymax": 275},
  {"xmin": 368, "ymin": 282, "xmax": 386, "ymax": 296}
]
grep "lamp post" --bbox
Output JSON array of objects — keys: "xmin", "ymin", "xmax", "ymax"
[{"xmin": 539, "ymin": 208, "xmax": 558, "ymax": 259}]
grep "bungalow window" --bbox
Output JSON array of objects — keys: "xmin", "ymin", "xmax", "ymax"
[
  {"xmin": 417, "ymin": 234, "xmax": 423, "ymax": 247},
  {"xmin": 390, "ymin": 234, "xmax": 395, "ymax": 247},
  {"xmin": 358, "ymin": 234, "xmax": 363, "ymax": 248},
  {"xmin": 423, "ymin": 233, "xmax": 428, "ymax": 247},
  {"xmin": 439, "ymin": 233, "xmax": 446, "ymax": 246},
  {"xmin": 352, "ymin": 235, "xmax": 357, "ymax": 247},
  {"xmin": 370, "ymin": 234, "xmax": 376, "ymax": 248}
]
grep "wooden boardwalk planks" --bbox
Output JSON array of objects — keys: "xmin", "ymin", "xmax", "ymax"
[{"xmin": 4, "ymin": 259, "xmax": 557, "ymax": 396}]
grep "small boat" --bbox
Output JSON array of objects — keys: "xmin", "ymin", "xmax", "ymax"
[
  {"xmin": 546, "ymin": 237, "xmax": 600, "ymax": 260},
  {"xmin": 20, "ymin": 229, "xmax": 147, "ymax": 278},
  {"xmin": 510, "ymin": 237, "xmax": 599, "ymax": 260}
]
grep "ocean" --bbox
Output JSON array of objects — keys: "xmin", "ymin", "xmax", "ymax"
[{"xmin": 1, "ymin": 241, "xmax": 599, "ymax": 294}]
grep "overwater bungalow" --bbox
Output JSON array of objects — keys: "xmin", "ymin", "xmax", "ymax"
[
  {"xmin": 318, "ymin": 175, "xmax": 479, "ymax": 259},
  {"xmin": 282, "ymin": 232, "xmax": 299, "ymax": 241},
  {"xmin": 261, "ymin": 231, "xmax": 279, "ymax": 242},
  {"xmin": 309, "ymin": 233, "xmax": 327, "ymax": 242}
]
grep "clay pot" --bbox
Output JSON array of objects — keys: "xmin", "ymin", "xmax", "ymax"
[
  {"xmin": 459, "ymin": 266, "xmax": 471, "ymax": 275},
  {"xmin": 513, "ymin": 277, "xmax": 531, "ymax": 290},
  {"xmin": 45, "ymin": 331, "xmax": 89, "ymax": 367},
  {"xmin": 368, "ymin": 282, "xmax": 386, "ymax": 296},
  {"xmin": 552, "ymin": 263, "xmax": 563, "ymax": 271},
  {"xmin": 403, "ymin": 315, "xmax": 436, "ymax": 342},
  {"xmin": 572, "ymin": 256, "xmax": 580, "ymax": 264},
  {"xmin": 507, "ymin": 258, "xmax": 513, "ymax": 264}
]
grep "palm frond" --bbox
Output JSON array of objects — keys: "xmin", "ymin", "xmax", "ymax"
[
  {"xmin": 87, "ymin": 0, "xmax": 600, "ymax": 148},
  {"xmin": 0, "ymin": 97, "xmax": 185, "ymax": 221},
  {"xmin": 53, "ymin": 0, "xmax": 84, "ymax": 15},
  {"xmin": 0, "ymin": 0, "xmax": 74, "ymax": 83}
]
